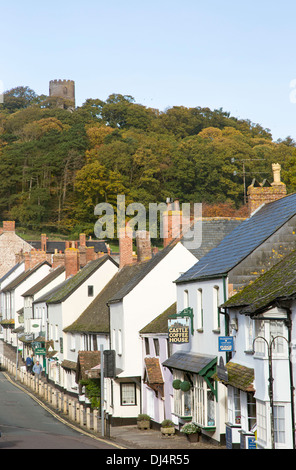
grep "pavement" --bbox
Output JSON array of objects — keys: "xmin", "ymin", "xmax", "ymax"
[{"xmin": 0, "ymin": 339, "xmax": 224, "ymax": 450}]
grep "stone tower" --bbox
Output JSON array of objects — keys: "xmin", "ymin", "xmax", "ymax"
[{"xmin": 49, "ymin": 79, "xmax": 75, "ymax": 110}]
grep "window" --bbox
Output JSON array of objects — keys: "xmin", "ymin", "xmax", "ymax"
[
  {"xmin": 234, "ymin": 388, "xmax": 241, "ymax": 424},
  {"xmin": 166, "ymin": 339, "xmax": 172, "ymax": 358},
  {"xmin": 274, "ymin": 405, "xmax": 285, "ymax": 444},
  {"xmin": 247, "ymin": 393, "xmax": 256, "ymax": 431},
  {"xmin": 254, "ymin": 320, "xmax": 287, "ymax": 358},
  {"xmin": 118, "ymin": 329, "xmax": 122, "ymax": 355},
  {"xmin": 120, "ymin": 383, "xmax": 137, "ymax": 405},
  {"xmin": 197, "ymin": 288, "xmax": 203, "ymax": 330},
  {"xmin": 153, "ymin": 338, "xmax": 160, "ymax": 356},
  {"xmin": 145, "ymin": 337, "xmax": 150, "ymax": 355},
  {"xmin": 270, "ymin": 321, "xmax": 285, "ymax": 355},
  {"xmin": 213, "ymin": 286, "xmax": 220, "ymax": 331},
  {"xmin": 193, "ymin": 375, "xmax": 216, "ymax": 427},
  {"xmin": 257, "ymin": 400, "xmax": 267, "ymax": 445},
  {"xmin": 70, "ymin": 334, "xmax": 75, "ymax": 351},
  {"xmin": 88, "ymin": 285, "xmax": 94, "ymax": 297},
  {"xmin": 173, "ymin": 371, "xmax": 192, "ymax": 418},
  {"xmin": 184, "ymin": 289, "xmax": 189, "ymax": 309}
]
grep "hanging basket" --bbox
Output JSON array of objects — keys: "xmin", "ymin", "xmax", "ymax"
[
  {"xmin": 172, "ymin": 379, "xmax": 182, "ymax": 390},
  {"xmin": 180, "ymin": 380, "xmax": 191, "ymax": 392}
]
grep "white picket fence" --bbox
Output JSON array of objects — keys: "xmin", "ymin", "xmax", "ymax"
[{"xmin": 0, "ymin": 354, "xmax": 103, "ymax": 435}]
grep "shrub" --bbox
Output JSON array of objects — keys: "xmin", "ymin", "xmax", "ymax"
[
  {"xmin": 180, "ymin": 422, "xmax": 201, "ymax": 435},
  {"xmin": 137, "ymin": 414, "xmax": 151, "ymax": 421},
  {"xmin": 161, "ymin": 419, "xmax": 175, "ymax": 428},
  {"xmin": 172, "ymin": 379, "xmax": 181, "ymax": 390},
  {"xmin": 180, "ymin": 380, "xmax": 191, "ymax": 392}
]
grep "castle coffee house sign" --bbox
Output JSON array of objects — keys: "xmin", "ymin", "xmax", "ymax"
[{"xmin": 168, "ymin": 309, "xmax": 193, "ymax": 343}]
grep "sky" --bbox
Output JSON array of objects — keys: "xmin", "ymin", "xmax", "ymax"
[{"xmin": 1, "ymin": 0, "xmax": 296, "ymax": 141}]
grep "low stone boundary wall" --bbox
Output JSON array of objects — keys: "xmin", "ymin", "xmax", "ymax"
[{"xmin": 0, "ymin": 354, "xmax": 104, "ymax": 435}]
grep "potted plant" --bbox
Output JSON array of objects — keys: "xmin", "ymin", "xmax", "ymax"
[
  {"xmin": 180, "ymin": 422, "xmax": 201, "ymax": 442},
  {"xmin": 160, "ymin": 419, "xmax": 175, "ymax": 436},
  {"xmin": 137, "ymin": 414, "xmax": 151, "ymax": 430}
]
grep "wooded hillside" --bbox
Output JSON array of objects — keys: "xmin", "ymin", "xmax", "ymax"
[{"xmin": 1, "ymin": 86, "xmax": 296, "ymax": 238}]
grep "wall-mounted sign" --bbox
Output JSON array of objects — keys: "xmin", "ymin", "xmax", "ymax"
[
  {"xmin": 218, "ymin": 336, "xmax": 234, "ymax": 352},
  {"xmin": 168, "ymin": 316, "xmax": 190, "ymax": 343}
]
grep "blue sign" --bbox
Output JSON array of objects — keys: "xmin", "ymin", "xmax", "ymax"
[
  {"xmin": 248, "ymin": 437, "xmax": 256, "ymax": 449},
  {"xmin": 218, "ymin": 336, "xmax": 234, "ymax": 352}
]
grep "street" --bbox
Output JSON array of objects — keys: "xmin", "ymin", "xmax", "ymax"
[{"xmin": 0, "ymin": 371, "xmax": 120, "ymax": 449}]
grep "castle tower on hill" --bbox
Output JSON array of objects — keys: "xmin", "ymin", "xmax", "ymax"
[{"xmin": 49, "ymin": 79, "xmax": 75, "ymax": 110}]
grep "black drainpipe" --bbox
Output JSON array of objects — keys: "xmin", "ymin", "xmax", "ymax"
[{"xmin": 285, "ymin": 307, "xmax": 295, "ymax": 449}]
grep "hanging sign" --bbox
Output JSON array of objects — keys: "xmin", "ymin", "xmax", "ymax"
[{"xmin": 168, "ymin": 317, "xmax": 190, "ymax": 343}]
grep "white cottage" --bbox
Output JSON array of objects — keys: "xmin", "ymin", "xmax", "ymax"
[
  {"xmin": 34, "ymin": 254, "xmax": 118, "ymax": 394},
  {"xmin": 172, "ymin": 181, "xmax": 296, "ymax": 445},
  {"xmin": 106, "ymin": 237, "xmax": 197, "ymax": 424},
  {"xmin": 0, "ymin": 261, "xmax": 52, "ymax": 346},
  {"xmin": 221, "ymin": 249, "xmax": 296, "ymax": 449},
  {"xmin": 0, "ymin": 262, "xmax": 25, "ymax": 338}
]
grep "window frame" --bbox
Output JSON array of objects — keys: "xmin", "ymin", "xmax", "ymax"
[{"xmin": 120, "ymin": 382, "xmax": 137, "ymax": 406}]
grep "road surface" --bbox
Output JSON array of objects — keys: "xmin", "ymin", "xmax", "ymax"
[{"xmin": 0, "ymin": 371, "xmax": 121, "ymax": 449}]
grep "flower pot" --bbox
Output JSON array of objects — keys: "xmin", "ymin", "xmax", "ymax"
[
  {"xmin": 161, "ymin": 426, "xmax": 175, "ymax": 436},
  {"xmin": 186, "ymin": 433, "xmax": 199, "ymax": 443},
  {"xmin": 137, "ymin": 420, "xmax": 150, "ymax": 430}
]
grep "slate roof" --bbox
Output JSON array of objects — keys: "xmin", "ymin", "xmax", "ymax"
[
  {"xmin": 34, "ymin": 256, "xmax": 117, "ymax": 305},
  {"xmin": 22, "ymin": 265, "xmax": 65, "ymax": 297},
  {"xmin": 163, "ymin": 352, "xmax": 216, "ymax": 374},
  {"xmin": 140, "ymin": 303, "xmax": 176, "ymax": 335},
  {"xmin": 184, "ymin": 218, "xmax": 244, "ymax": 259},
  {"xmin": 0, "ymin": 262, "xmax": 23, "ymax": 284},
  {"xmin": 222, "ymin": 248, "xmax": 296, "ymax": 315},
  {"xmin": 176, "ymin": 193, "xmax": 296, "ymax": 283},
  {"xmin": 29, "ymin": 240, "xmax": 108, "ymax": 254},
  {"xmin": 64, "ymin": 262, "xmax": 145, "ymax": 334},
  {"xmin": 0, "ymin": 261, "xmax": 51, "ymax": 293}
]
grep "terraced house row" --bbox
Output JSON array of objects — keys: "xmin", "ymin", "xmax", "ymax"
[{"xmin": 1, "ymin": 163, "xmax": 296, "ymax": 449}]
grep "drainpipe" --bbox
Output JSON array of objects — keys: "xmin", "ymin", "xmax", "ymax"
[
  {"xmin": 285, "ymin": 308, "xmax": 295, "ymax": 449},
  {"xmin": 222, "ymin": 275, "xmax": 231, "ymax": 363}
]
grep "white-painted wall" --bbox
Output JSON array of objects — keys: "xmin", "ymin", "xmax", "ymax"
[{"xmin": 109, "ymin": 242, "xmax": 197, "ymax": 418}]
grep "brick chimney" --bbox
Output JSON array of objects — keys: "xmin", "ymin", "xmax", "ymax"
[
  {"xmin": 65, "ymin": 247, "xmax": 79, "ymax": 278},
  {"xmin": 136, "ymin": 230, "xmax": 151, "ymax": 262},
  {"xmin": 119, "ymin": 225, "xmax": 133, "ymax": 268},
  {"xmin": 247, "ymin": 163, "xmax": 287, "ymax": 216},
  {"xmin": 79, "ymin": 233, "xmax": 86, "ymax": 246},
  {"xmin": 86, "ymin": 246, "xmax": 96, "ymax": 263},
  {"xmin": 41, "ymin": 233, "xmax": 47, "ymax": 252},
  {"xmin": 24, "ymin": 250, "xmax": 48, "ymax": 270},
  {"xmin": 52, "ymin": 251, "xmax": 65, "ymax": 269},
  {"xmin": 3, "ymin": 221, "xmax": 15, "ymax": 232},
  {"xmin": 162, "ymin": 199, "xmax": 190, "ymax": 247}
]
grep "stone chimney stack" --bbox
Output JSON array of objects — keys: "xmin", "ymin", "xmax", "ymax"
[
  {"xmin": 119, "ymin": 225, "xmax": 133, "ymax": 268},
  {"xmin": 65, "ymin": 247, "xmax": 79, "ymax": 278},
  {"xmin": 247, "ymin": 163, "xmax": 287, "ymax": 216},
  {"xmin": 52, "ymin": 251, "xmax": 65, "ymax": 269},
  {"xmin": 136, "ymin": 231, "xmax": 152, "ymax": 262}
]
